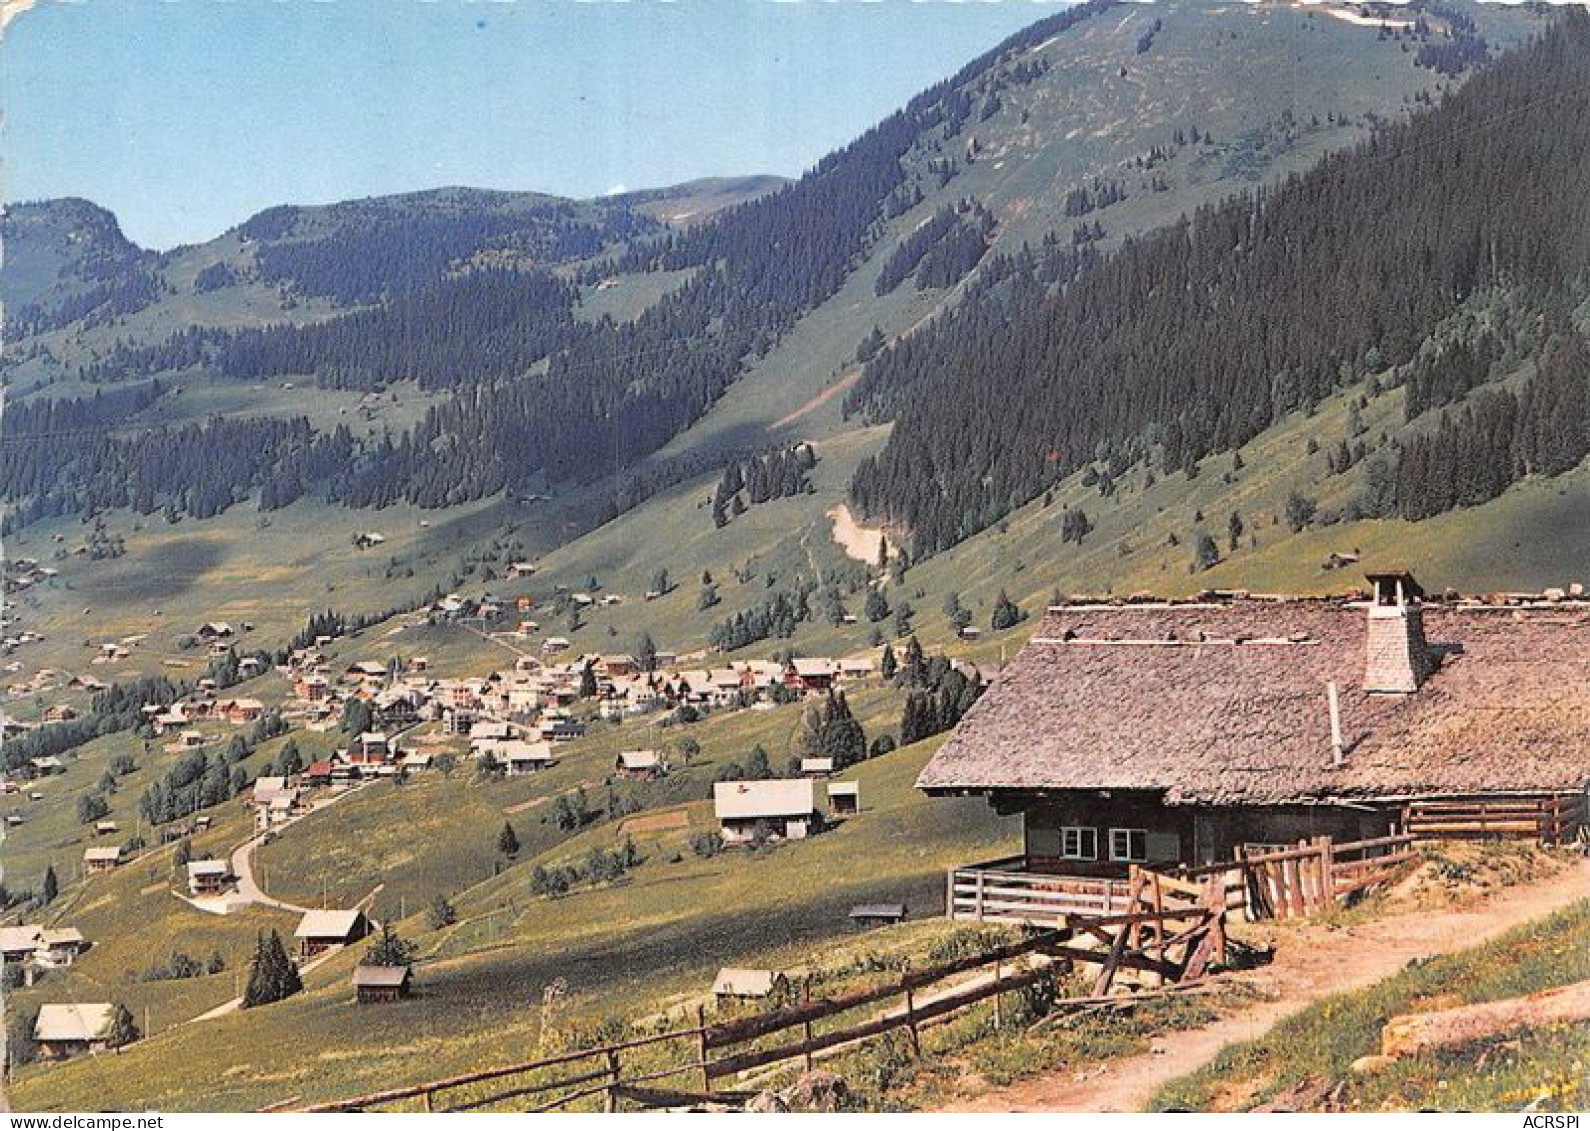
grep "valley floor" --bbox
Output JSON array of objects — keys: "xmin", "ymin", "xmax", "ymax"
[{"xmin": 941, "ymin": 855, "xmax": 1590, "ymax": 1112}]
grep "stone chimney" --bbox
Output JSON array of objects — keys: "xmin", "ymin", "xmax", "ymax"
[{"xmin": 1363, "ymin": 571, "xmax": 1431, "ymax": 694}]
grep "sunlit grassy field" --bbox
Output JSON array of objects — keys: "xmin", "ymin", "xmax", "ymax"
[{"xmin": 1152, "ymin": 901, "xmax": 1590, "ymax": 1112}]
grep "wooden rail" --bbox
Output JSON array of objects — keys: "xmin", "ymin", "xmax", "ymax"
[
  {"xmin": 1238, "ymin": 833, "xmax": 1417, "ymax": 920},
  {"xmin": 947, "ymin": 860, "xmax": 1137, "ymax": 924},
  {"xmin": 1404, "ymin": 795, "xmax": 1585, "ymax": 846},
  {"xmin": 289, "ymin": 894, "xmax": 1226, "ymax": 1114}
]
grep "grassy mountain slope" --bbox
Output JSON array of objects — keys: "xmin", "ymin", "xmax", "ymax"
[{"xmin": 12, "ymin": 731, "xmax": 1014, "ymax": 1112}]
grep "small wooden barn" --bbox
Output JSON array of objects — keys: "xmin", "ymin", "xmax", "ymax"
[
  {"xmin": 827, "ymin": 781, "xmax": 860, "ymax": 817},
  {"xmin": 352, "ymin": 964, "xmax": 412, "ymax": 1004},
  {"xmin": 712, "ymin": 967, "xmax": 788, "ymax": 1004}
]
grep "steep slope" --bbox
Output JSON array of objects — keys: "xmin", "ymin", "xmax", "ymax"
[
  {"xmin": 0, "ymin": 0, "xmax": 1566, "ymax": 698},
  {"xmin": 851, "ymin": 10, "xmax": 1590, "ymax": 557}
]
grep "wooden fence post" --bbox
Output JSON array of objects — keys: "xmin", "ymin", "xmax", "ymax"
[
  {"xmin": 696, "ymin": 1004, "xmax": 711, "ymax": 1095},
  {"xmin": 946, "ymin": 868, "xmax": 956, "ymax": 920},
  {"xmin": 904, "ymin": 983, "xmax": 921, "ymax": 1056},
  {"xmin": 974, "ymin": 871, "xmax": 986, "ymax": 921},
  {"xmin": 992, "ymin": 956, "xmax": 1003, "ymax": 1028},
  {"xmin": 604, "ymin": 1049, "xmax": 620, "ymax": 1113},
  {"xmin": 1150, "ymin": 870, "xmax": 1166, "ymax": 987},
  {"xmin": 1317, "ymin": 836, "xmax": 1335, "ymax": 908},
  {"xmin": 802, "ymin": 980, "xmax": 815, "ymax": 1071}
]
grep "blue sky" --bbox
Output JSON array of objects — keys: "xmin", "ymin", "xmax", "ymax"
[{"xmin": 2, "ymin": 0, "xmax": 1072, "ymax": 249}]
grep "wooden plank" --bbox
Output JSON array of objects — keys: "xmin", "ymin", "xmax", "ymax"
[
  {"xmin": 705, "ymin": 929, "xmax": 1067, "ymax": 1049},
  {"xmin": 1091, "ymin": 872, "xmax": 1145, "ymax": 995},
  {"xmin": 1282, "ymin": 854, "xmax": 1304, "ymax": 919}
]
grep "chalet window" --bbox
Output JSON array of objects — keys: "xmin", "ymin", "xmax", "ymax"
[
  {"xmin": 1109, "ymin": 828, "xmax": 1148, "ymax": 862},
  {"xmin": 1059, "ymin": 827, "xmax": 1097, "ymax": 860}
]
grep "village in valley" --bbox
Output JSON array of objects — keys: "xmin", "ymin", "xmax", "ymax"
[{"xmin": 5, "ymin": 540, "xmax": 1590, "ymax": 1112}]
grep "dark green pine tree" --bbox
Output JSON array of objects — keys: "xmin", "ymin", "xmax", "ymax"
[
  {"xmin": 901, "ymin": 636, "xmax": 928, "ymax": 688},
  {"xmin": 41, "ymin": 865, "xmax": 58, "ymax": 905},
  {"xmin": 105, "ymin": 1003, "xmax": 140, "ymax": 1049},
  {"xmin": 497, "ymin": 821, "xmax": 521, "ymax": 858},
  {"xmin": 879, "ymin": 643, "xmax": 898, "ymax": 681},
  {"xmin": 243, "ymin": 930, "xmax": 302, "ymax": 1008}
]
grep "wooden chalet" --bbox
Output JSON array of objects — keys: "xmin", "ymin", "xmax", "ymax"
[
  {"xmin": 352, "ymin": 964, "xmax": 412, "ymax": 1004},
  {"xmin": 614, "ymin": 750, "xmax": 665, "ymax": 780},
  {"xmin": 34, "ymin": 1003, "xmax": 114, "ymax": 1059},
  {"xmin": 82, "ymin": 845, "xmax": 123, "ymax": 874},
  {"xmin": 920, "ymin": 574, "xmax": 1590, "ymax": 922},
  {"xmin": 0, "ymin": 926, "xmax": 45, "ymax": 963},
  {"xmin": 186, "ymin": 859, "xmax": 234, "ymax": 896},
  {"xmin": 784, "ymin": 658, "xmax": 840, "ymax": 693},
  {"xmin": 713, "ymin": 779, "xmax": 823, "ymax": 845},
  {"xmin": 295, "ymin": 909, "xmax": 371, "ymax": 958},
  {"xmin": 497, "ymin": 740, "xmax": 556, "ymax": 776}
]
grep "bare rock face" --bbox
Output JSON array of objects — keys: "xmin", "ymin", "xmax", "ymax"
[{"xmin": 778, "ymin": 1070, "xmax": 849, "ymax": 1112}]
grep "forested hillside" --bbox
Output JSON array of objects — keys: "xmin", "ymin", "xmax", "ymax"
[{"xmin": 849, "ymin": 12, "xmax": 1590, "ymax": 556}]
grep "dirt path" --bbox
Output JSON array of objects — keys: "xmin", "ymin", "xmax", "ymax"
[
  {"xmin": 773, "ymin": 370, "xmax": 860, "ymax": 430},
  {"xmin": 943, "ymin": 858, "xmax": 1590, "ymax": 1113}
]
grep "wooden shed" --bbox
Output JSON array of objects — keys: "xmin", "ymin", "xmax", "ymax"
[{"xmin": 352, "ymin": 964, "xmax": 412, "ymax": 1004}]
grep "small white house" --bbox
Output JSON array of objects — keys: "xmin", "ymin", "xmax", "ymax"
[{"xmin": 497, "ymin": 740, "xmax": 557, "ymax": 776}]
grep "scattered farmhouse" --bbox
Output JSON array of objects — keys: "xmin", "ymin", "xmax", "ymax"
[
  {"xmin": 919, "ymin": 574, "xmax": 1590, "ymax": 893},
  {"xmin": 713, "ymin": 779, "xmax": 824, "ymax": 846},
  {"xmin": 614, "ymin": 750, "xmax": 666, "ymax": 780},
  {"xmin": 495, "ymin": 740, "xmax": 556, "ymax": 776},
  {"xmin": 34, "ymin": 1004, "xmax": 116, "ymax": 1059},
  {"xmin": 187, "ymin": 859, "xmax": 235, "ymax": 897},
  {"xmin": 295, "ymin": 909, "xmax": 372, "ymax": 958},
  {"xmin": 785, "ymin": 658, "xmax": 840, "ymax": 693},
  {"xmin": 83, "ymin": 845, "xmax": 124, "ymax": 874},
  {"xmin": 37, "ymin": 928, "xmax": 88, "ymax": 966}
]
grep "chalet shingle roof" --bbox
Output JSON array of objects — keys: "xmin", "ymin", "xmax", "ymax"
[
  {"xmin": 35, "ymin": 1003, "xmax": 113, "ymax": 1043},
  {"xmin": 295, "ymin": 909, "xmax": 367, "ymax": 940},
  {"xmin": 918, "ymin": 601, "xmax": 1590, "ymax": 806},
  {"xmin": 714, "ymin": 779, "xmax": 819, "ymax": 821},
  {"xmin": 352, "ymin": 964, "xmax": 411, "ymax": 988}
]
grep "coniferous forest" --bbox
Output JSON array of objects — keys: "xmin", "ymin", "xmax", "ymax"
[
  {"xmin": 0, "ymin": 0, "xmax": 1114, "ymax": 529},
  {"xmin": 3, "ymin": 3, "xmax": 1586, "ymax": 559},
  {"xmin": 848, "ymin": 14, "xmax": 1590, "ymax": 556}
]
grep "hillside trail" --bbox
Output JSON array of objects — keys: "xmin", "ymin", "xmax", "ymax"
[{"xmin": 941, "ymin": 856, "xmax": 1590, "ymax": 1113}]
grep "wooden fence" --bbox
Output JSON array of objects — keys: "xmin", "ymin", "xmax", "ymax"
[
  {"xmin": 947, "ymin": 857, "xmax": 1140, "ymax": 923},
  {"xmin": 1404, "ymin": 795, "xmax": 1586, "ymax": 846},
  {"xmin": 289, "ymin": 889, "xmax": 1224, "ymax": 1114}
]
